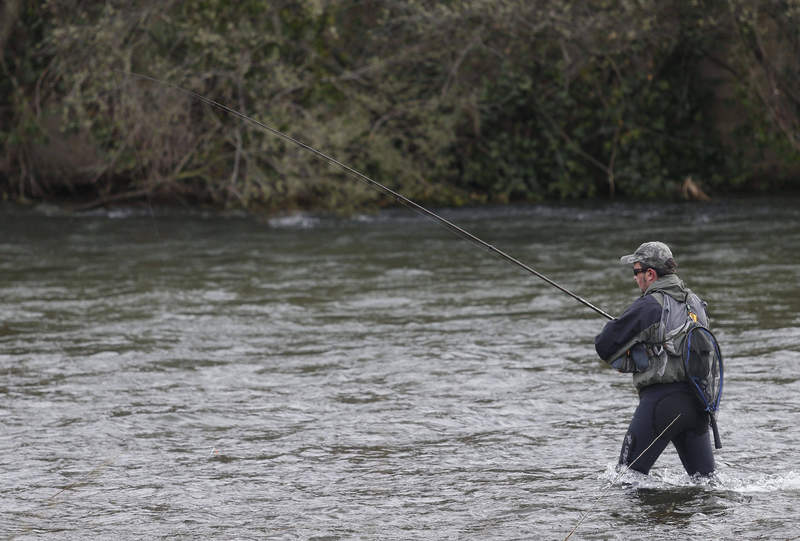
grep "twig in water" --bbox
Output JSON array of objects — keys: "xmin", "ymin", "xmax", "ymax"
[{"xmin": 48, "ymin": 456, "xmax": 116, "ymax": 503}]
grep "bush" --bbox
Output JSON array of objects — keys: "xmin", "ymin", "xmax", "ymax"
[{"xmin": 1, "ymin": 0, "xmax": 798, "ymax": 211}]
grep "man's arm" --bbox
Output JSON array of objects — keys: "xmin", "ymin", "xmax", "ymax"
[{"xmin": 594, "ymin": 295, "xmax": 662, "ymax": 361}]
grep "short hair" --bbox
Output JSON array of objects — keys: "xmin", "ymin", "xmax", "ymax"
[{"xmin": 653, "ymin": 258, "xmax": 678, "ymax": 277}]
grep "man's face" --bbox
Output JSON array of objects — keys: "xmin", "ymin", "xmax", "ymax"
[{"xmin": 632, "ymin": 263, "xmax": 655, "ymax": 293}]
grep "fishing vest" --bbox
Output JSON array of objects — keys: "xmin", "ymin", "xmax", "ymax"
[{"xmin": 631, "ymin": 288, "xmax": 710, "ymax": 391}]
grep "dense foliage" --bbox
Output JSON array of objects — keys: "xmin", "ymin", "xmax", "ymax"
[{"xmin": 1, "ymin": 0, "xmax": 799, "ymax": 212}]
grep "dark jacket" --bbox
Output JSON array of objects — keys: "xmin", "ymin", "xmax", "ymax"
[{"xmin": 595, "ymin": 294, "xmax": 661, "ymax": 362}]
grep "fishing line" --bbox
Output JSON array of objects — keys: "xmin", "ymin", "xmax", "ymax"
[
  {"xmin": 563, "ymin": 413, "xmax": 682, "ymax": 541},
  {"xmin": 118, "ymin": 71, "xmax": 615, "ymax": 321}
]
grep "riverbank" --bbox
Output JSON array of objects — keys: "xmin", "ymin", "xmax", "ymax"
[{"xmin": 5, "ymin": 174, "xmax": 799, "ymax": 219}]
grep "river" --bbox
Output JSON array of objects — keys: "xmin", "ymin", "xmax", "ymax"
[{"xmin": 2, "ymin": 197, "xmax": 799, "ymax": 540}]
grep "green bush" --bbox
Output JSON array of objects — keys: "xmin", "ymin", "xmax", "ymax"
[{"xmin": 1, "ymin": 0, "xmax": 798, "ymax": 211}]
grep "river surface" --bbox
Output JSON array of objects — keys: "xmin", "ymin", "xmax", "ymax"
[{"xmin": 2, "ymin": 197, "xmax": 799, "ymax": 540}]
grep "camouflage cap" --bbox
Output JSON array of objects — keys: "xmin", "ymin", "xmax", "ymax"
[{"xmin": 619, "ymin": 241, "xmax": 677, "ymax": 271}]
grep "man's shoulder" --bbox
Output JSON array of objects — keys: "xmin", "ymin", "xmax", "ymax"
[
  {"xmin": 623, "ymin": 293, "xmax": 663, "ymax": 320},
  {"xmin": 644, "ymin": 289, "xmax": 667, "ymax": 306},
  {"xmin": 632, "ymin": 292, "xmax": 663, "ymax": 307}
]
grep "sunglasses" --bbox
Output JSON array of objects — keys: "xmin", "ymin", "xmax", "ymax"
[{"xmin": 633, "ymin": 267, "xmax": 650, "ymax": 276}]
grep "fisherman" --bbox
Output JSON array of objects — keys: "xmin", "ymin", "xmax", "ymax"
[{"xmin": 595, "ymin": 241, "xmax": 715, "ymax": 476}]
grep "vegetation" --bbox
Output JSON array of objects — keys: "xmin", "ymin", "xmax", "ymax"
[{"xmin": 1, "ymin": 0, "xmax": 799, "ymax": 213}]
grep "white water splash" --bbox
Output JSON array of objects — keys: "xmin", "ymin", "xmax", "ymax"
[
  {"xmin": 600, "ymin": 462, "xmax": 800, "ymax": 493},
  {"xmin": 268, "ymin": 212, "xmax": 320, "ymax": 229},
  {"xmin": 717, "ymin": 470, "xmax": 800, "ymax": 493}
]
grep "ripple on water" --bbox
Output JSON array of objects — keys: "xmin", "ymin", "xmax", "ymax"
[{"xmin": 2, "ymin": 197, "xmax": 800, "ymax": 539}]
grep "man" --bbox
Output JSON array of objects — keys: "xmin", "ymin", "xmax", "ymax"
[{"xmin": 595, "ymin": 241, "xmax": 715, "ymax": 476}]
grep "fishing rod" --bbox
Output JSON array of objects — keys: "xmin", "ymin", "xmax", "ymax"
[{"xmin": 122, "ymin": 71, "xmax": 615, "ymax": 321}]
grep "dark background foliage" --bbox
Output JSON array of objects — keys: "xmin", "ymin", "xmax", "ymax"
[{"xmin": 1, "ymin": 0, "xmax": 799, "ymax": 212}]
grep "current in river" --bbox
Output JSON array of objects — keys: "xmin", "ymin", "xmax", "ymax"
[{"xmin": 2, "ymin": 197, "xmax": 799, "ymax": 539}]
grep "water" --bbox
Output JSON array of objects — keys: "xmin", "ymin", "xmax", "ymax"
[{"xmin": 2, "ymin": 197, "xmax": 799, "ymax": 540}]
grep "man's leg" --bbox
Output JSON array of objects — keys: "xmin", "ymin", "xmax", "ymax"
[
  {"xmin": 673, "ymin": 419, "xmax": 715, "ymax": 476},
  {"xmin": 619, "ymin": 395, "xmax": 672, "ymax": 474}
]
